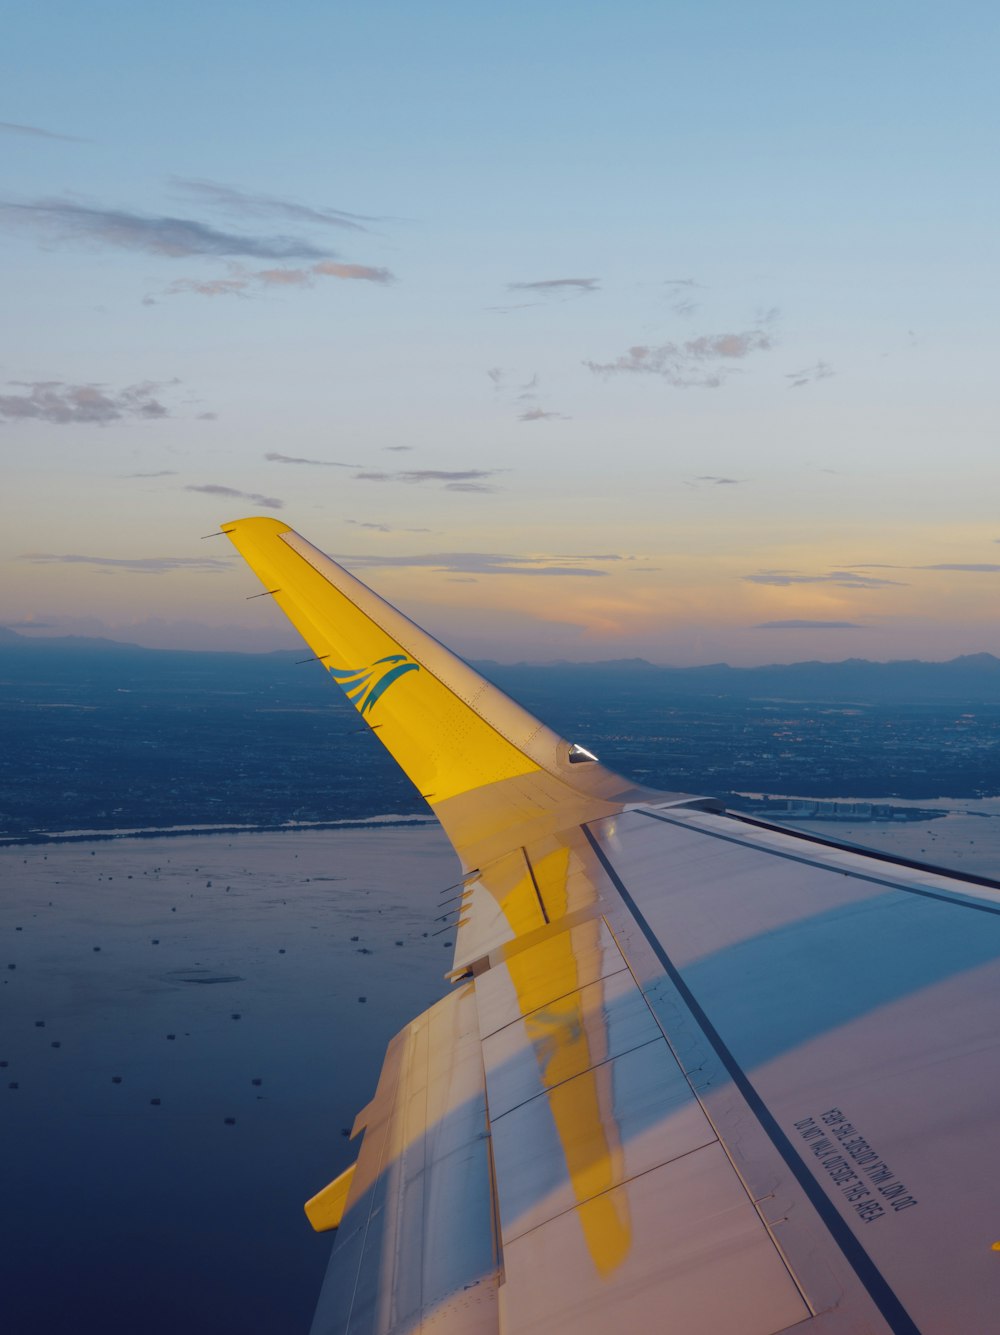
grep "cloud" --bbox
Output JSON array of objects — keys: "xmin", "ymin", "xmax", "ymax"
[
  {"xmin": 172, "ymin": 179, "xmax": 380, "ymax": 232},
  {"xmin": 166, "ymin": 259, "xmax": 394, "ymax": 298},
  {"xmin": 693, "ymin": 475, "xmax": 741, "ymax": 485},
  {"xmin": 353, "ymin": 468, "xmax": 501, "ymax": 492},
  {"xmin": 313, "ymin": 260, "xmax": 393, "ymax": 284},
  {"xmin": 338, "ymin": 552, "xmax": 610, "ymax": 577},
  {"xmin": 166, "ymin": 274, "xmax": 249, "ymax": 297},
  {"xmin": 19, "ymin": 553, "xmax": 231, "ymax": 574},
  {"xmin": 264, "ymin": 451, "xmax": 355, "ymax": 467},
  {"xmin": 384, "ymin": 445, "xmax": 412, "ymax": 452},
  {"xmin": 518, "ymin": 408, "xmax": 564, "ymax": 421},
  {"xmin": 0, "ymin": 379, "xmax": 172, "ymax": 424},
  {"xmin": 755, "ymin": 620, "xmax": 867, "ymax": 630},
  {"xmin": 585, "ymin": 329, "xmax": 772, "ymax": 387},
  {"xmin": 0, "ymin": 121, "xmax": 83, "ymax": 142},
  {"xmin": 743, "ymin": 569, "xmax": 905, "ymax": 589},
  {"xmin": 184, "ymin": 484, "xmax": 283, "ymax": 510},
  {"xmin": 123, "ymin": 470, "xmax": 177, "ymax": 478},
  {"xmin": 850, "ymin": 561, "xmax": 1000, "ymax": 574},
  {"xmin": 2, "ymin": 199, "xmax": 333, "ymax": 259},
  {"xmin": 919, "ymin": 563, "xmax": 1000, "ymax": 573},
  {"xmin": 786, "ymin": 360, "xmax": 835, "ymax": 388},
  {"xmin": 345, "ymin": 520, "xmax": 433, "ymax": 534},
  {"xmin": 507, "ymin": 277, "xmax": 599, "ymax": 293}
]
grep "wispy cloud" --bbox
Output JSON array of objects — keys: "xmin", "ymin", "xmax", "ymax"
[
  {"xmin": 172, "ymin": 179, "xmax": 380, "ymax": 232},
  {"xmin": 345, "ymin": 520, "xmax": 433, "ymax": 534},
  {"xmin": 264, "ymin": 451, "xmax": 356, "ymax": 467},
  {"xmin": 850, "ymin": 561, "xmax": 1000, "ymax": 574},
  {"xmin": 1, "ymin": 198, "xmax": 334, "ymax": 259},
  {"xmin": 123, "ymin": 470, "xmax": 177, "ymax": 478},
  {"xmin": 921, "ymin": 563, "xmax": 1000, "ymax": 573},
  {"xmin": 755, "ymin": 619, "xmax": 867, "ymax": 630},
  {"xmin": 384, "ymin": 445, "xmax": 412, "ymax": 452},
  {"xmin": 491, "ymin": 277, "xmax": 599, "ymax": 313},
  {"xmin": 353, "ymin": 468, "xmax": 501, "ymax": 492},
  {"xmin": 489, "ymin": 367, "xmax": 565, "ymax": 421},
  {"xmin": 0, "ymin": 120, "xmax": 83, "ymax": 142},
  {"xmin": 0, "ymin": 379, "xmax": 173, "ymax": 424},
  {"xmin": 743, "ymin": 569, "xmax": 904, "ymax": 589},
  {"xmin": 786, "ymin": 360, "xmax": 835, "ymax": 388},
  {"xmin": 184, "ymin": 484, "xmax": 283, "ymax": 510},
  {"xmin": 507, "ymin": 277, "xmax": 599, "ymax": 293},
  {"xmin": 519, "ymin": 407, "xmax": 564, "ymax": 422},
  {"xmin": 690, "ymin": 474, "xmax": 742, "ymax": 486},
  {"xmin": 338, "ymin": 552, "xmax": 610, "ymax": 577},
  {"xmin": 313, "ymin": 260, "xmax": 393, "ymax": 283},
  {"xmin": 585, "ymin": 329, "xmax": 772, "ymax": 387},
  {"xmin": 166, "ymin": 258, "xmax": 393, "ymax": 297},
  {"xmin": 19, "ymin": 553, "xmax": 230, "ymax": 574}
]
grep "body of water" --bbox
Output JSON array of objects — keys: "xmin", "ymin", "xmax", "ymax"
[{"xmin": 1, "ymin": 825, "xmax": 459, "ymax": 1335}]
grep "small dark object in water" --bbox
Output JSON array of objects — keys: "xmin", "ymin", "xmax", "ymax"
[
  {"xmin": 166, "ymin": 1034, "xmax": 176, "ymax": 1041},
  {"xmin": 51, "ymin": 1041, "xmax": 61, "ymax": 1049},
  {"xmin": 151, "ymin": 939, "xmax": 159, "ymax": 945},
  {"xmin": 7, "ymin": 964, "xmax": 14, "ymax": 970},
  {"xmin": 35, "ymin": 1020, "xmax": 44, "ymax": 1028},
  {"xmin": 224, "ymin": 1117, "xmax": 236, "ymax": 1126},
  {"xmin": 0, "ymin": 1060, "xmax": 7, "ymax": 1067},
  {"xmin": 251, "ymin": 1078, "xmax": 262, "ymax": 1086},
  {"xmin": 395, "ymin": 940, "xmax": 404, "ymax": 947},
  {"xmin": 171, "ymin": 907, "xmax": 176, "ymax": 912},
  {"xmin": 112, "ymin": 1076, "xmax": 122, "ymax": 1084},
  {"xmin": 231, "ymin": 1013, "xmax": 241, "ymax": 1020},
  {"xmin": 15, "ymin": 927, "xmax": 22, "ymax": 932},
  {"xmin": 150, "ymin": 1098, "xmax": 161, "ymax": 1106},
  {"xmin": 93, "ymin": 946, "xmax": 101, "ymax": 952},
  {"xmin": 278, "ymin": 948, "xmax": 286, "ymax": 954},
  {"xmin": 358, "ymin": 996, "xmax": 367, "ymax": 1003},
  {"xmin": 350, "ymin": 935, "xmax": 359, "ymax": 942},
  {"xmin": 340, "ymin": 1128, "xmax": 350, "ymax": 1138},
  {"xmin": 357, "ymin": 947, "xmax": 373, "ymax": 955},
  {"xmin": 8, "ymin": 1082, "xmax": 18, "ymax": 1090}
]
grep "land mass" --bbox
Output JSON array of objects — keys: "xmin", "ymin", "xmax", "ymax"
[{"xmin": 2, "ymin": 634, "xmax": 998, "ymax": 837}]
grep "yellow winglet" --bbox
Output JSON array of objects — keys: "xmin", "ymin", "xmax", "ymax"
[
  {"xmin": 222, "ymin": 517, "xmax": 664, "ymax": 870},
  {"xmin": 304, "ymin": 1162, "xmax": 357, "ymax": 1233}
]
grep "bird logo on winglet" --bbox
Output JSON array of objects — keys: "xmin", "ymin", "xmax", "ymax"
[{"xmin": 328, "ymin": 654, "xmax": 420, "ymax": 714}]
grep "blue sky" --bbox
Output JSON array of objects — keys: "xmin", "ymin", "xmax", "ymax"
[{"xmin": 3, "ymin": 1, "xmax": 999, "ymax": 662}]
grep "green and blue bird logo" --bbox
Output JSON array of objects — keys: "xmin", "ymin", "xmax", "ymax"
[{"xmin": 328, "ymin": 654, "xmax": 420, "ymax": 714}]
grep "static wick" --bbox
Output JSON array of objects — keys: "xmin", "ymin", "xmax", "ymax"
[
  {"xmin": 201, "ymin": 530, "xmax": 229, "ymax": 539},
  {"xmin": 247, "ymin": 588, "xmax": 281, "ymax": 600},
  {"xmin": 297, "ymin": 655, "xmax": 330, "ymax": 665}
]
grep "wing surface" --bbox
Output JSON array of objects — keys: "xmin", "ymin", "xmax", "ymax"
[{"xmin": 224, "ymin": 517, "xmax": 1000, "ymax": 1335}]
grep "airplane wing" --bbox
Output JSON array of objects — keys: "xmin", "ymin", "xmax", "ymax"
[{"xmin": 223, "ymin": 516, "xmax": 1000, "ymax": 1335}]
